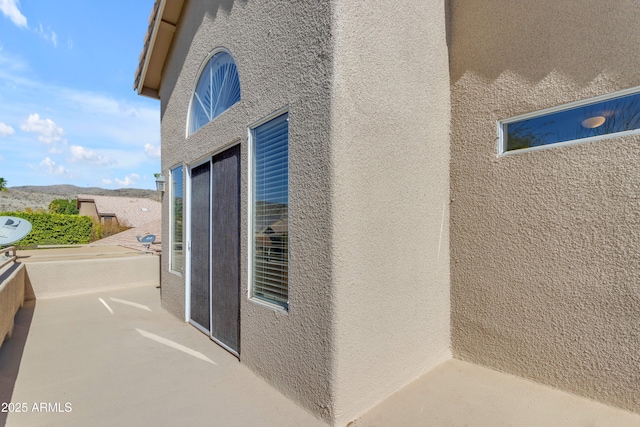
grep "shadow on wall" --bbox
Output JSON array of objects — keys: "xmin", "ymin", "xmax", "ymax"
[
  {"xmin": 447, "ymin": 0, "xmax": 640, "ymax": 85},
  {"xmin": 208, "ymin": 0, "xmax": 249, "ymax": 16},
  {"xmin": 447, "ymin": 0, "xmax": 640, "ymax": 417}
]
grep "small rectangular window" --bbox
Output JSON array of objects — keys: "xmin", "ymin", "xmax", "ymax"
[
  {"xmin": 500, "ymin": 89, "xmax": 640, "ymax": 154},
  {"xmin": 250, "ymin": 112, "xmax": 289, "ymax": 309},
  {"xmin": 170, "ymin": 165, "xmax": 184, "ymax": 273}
]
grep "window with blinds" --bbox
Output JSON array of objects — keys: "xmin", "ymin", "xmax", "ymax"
[
  {"xmin": 170, "ymin": 165, "xmax": 184, "ymax": 273},
  {"xmin": 251, "ymin": 112, "xmax": 289, "ymax": 309},
  {"xmin": 188, "ymin": 50, "xmax": 241, "ymax": 136}
]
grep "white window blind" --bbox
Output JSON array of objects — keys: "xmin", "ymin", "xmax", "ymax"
[
  {"xmin": 189, "ymin": 51, "xmax": 241, "ymax": 136},
  {"xmin": 170, "ymin": 165, "xmax": 184, "ymax": 273},
  {"xmin": 252, "ymin": 113, "xmax": 289, "ymax": 308}
]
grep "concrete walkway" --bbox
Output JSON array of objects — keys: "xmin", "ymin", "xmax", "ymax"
[
  {"xmin": 2, "ymin": 285, "xmax": 640, "ymax": 426},
  {"xmin": 0, "ymin": 286, "xmax": 325, "ymax": 427}
]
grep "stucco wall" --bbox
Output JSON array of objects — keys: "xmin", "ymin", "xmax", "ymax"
[
  {"xmin": 450, "ymin": 0, "xmax": 640, "ymax": 414},
  {"xmin": 23, "ymin": 256, "xmax": 159, "ymax": 299},
  {"xmin": 158, "ymin": 0, "xmax": 335, "ymax": 422},
  {"xmin": 78, "ymin": 201, "xmax": 98, "ymax": 222},
  {"xmin": 330, "ymin": 1, "xmax": 451, "ymax": 424}
]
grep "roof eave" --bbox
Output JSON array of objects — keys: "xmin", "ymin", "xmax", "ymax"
[{"xmin": 134, "ymin": 0, "xmax": 184, "ymax": 100}]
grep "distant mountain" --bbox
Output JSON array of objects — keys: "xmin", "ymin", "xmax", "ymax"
[
  {"xmin": 11, "ymin": 185, "xmax": 158, "ymax": 199},
  {"xmin": 0, "ymin": 185, "xmax": 159, "ymax": 213}
]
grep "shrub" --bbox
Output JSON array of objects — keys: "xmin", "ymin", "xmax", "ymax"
[
  {"xmin": 0, "ymin": 211, "xmax": 93, "ymax": 246},
  {"xmin": 89, "ymin": 219, "xmax": 131, "ymax": 242}
]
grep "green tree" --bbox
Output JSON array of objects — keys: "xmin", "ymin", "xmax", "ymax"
[
  {"xmin": 49, "ymin": 199, "xmax": 79, "ymax": 215},
  {"xmin": 0, "ymin": 177, "xmax": 7, "ymax": 192}
]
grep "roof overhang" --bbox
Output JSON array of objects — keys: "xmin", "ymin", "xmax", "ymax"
[{"xmin": 134, "ymin": 0, "xmax": 185, "ymax": 99}]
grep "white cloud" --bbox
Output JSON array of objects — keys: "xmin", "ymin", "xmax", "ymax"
[
  {"xmin": 35, "ymin": 23, "xmax": 57, "ymax": 47},
  {"xmin": 59, "ymin": 89, "xmax": 160, "ymax": 143},
  {"xmin": 114, "ymin": 173, "xmax": 140, "ymax": 187},
  {"xmin": 64, "ymin": 89, "xmax": 155, "ymax": 117},
  {"xmin": 65, "ymin": 91, "xmax": 129, "ymax": 116},
  {"xmin": 0, "ymin": 46, "xmax": 29, "ymax": 73},
  {"xmin": 0, "ymin": 122, "xmax": 15, "ymax": 136},
  {"xmin": 48, "ymin": 146, "xmax": 63, "ymax": 154},
  {"xmin": 0, "ymin": 60, "xmax": 160, "ymax": 189},
  {"xmin": 21, "ymin": 113, "xmax": 64, "ymax": 144},
  {"xmin": 144, "ymin": 143, "xmax": 161, "ymax": 159},
  {"xmin": 101, "ymin": 179, "xmax": 112, "ymax": 185},
  {"xmin": 39, "ymin": 157, "xmax": 67, "ymax": 175},
  {"xmin": 0, "ymin": 0, "xmax": 27, "ymax": 28},
  {"xmin": 69, "ymin": 145, "xmax": 114, "ymax": 166}
]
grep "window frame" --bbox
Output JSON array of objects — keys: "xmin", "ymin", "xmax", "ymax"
[
  {"xmin": 169, "ymin": 164, "xmax": 185, "ymax": 275},
  {"xmin": 248, "ymin": 108, "xmax": 290, "ymax": 312},
  {"xmin": 186, "ymin": 47, "xmax": 241, "ymax": 137},
  {"xmin": 499, "ymin": 86, "xmax": 640, "ymax": 155}
]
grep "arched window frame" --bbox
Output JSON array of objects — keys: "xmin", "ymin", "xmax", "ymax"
[{"xmin": 186, "ymin": 48, "xmax": 241, "ymax": 137}]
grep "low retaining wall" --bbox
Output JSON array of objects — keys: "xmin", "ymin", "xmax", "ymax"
[
  {"xmin": 24, "ymin": 255, "xmax": 159, "ymax": 300},
  {"xmin": 0, "ymin": 263, "xmax": 26, "ymax": 348},
  {"xmin": 0, "ymin": 249, "xmax": 160, "ymax": 349}
]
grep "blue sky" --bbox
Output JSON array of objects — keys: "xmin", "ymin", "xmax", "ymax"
[{"xmin": 0, "ymin": 0, "xmax": 160, "ymax": 189}]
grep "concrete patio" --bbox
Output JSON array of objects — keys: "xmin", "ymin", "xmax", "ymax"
[
  {"xmin": 0, "ymin": 285, "xmax": 324, "ymax": 427},
  {"xmin": 2, "ymin": 284, "xmax": 640, "ymax": 426}
]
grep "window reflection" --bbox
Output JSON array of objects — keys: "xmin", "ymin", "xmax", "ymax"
[
  {"xmin": 171, "ymin": 166, "xmax": 184, "ymax": 273},
  {"xmin": 252, "ymin": 113, "xmax": 289, "ymax": 308},
  {"xmin": 504, "ymin": 92, "xmax": 640, "ymax": 152}
]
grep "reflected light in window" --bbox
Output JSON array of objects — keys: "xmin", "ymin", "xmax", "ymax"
[{"xmin": 581, "ymin": 116, "xmax": 606, "ymax": 129}]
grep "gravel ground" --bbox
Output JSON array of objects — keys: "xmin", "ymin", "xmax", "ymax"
[
  {"xmin": 0, "ymin": 185, "xmax": 157, "ymax": 213},
  {"xmin": 0, "ymin": 190, "xmax": 68, "ymax": 212}
]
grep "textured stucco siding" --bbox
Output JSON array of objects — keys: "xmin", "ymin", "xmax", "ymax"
[
  {"xmin": 330, "ymin": 1, "xmax": 451, "ymax": 424},
  {"xmin": 158, "ymin": 0, "xmax": 335, "ymax": 422},
  {"xmin": 78, "ymin": 201, "xmax": 98, "ymax": 222},
  {"xmin": 450, "ymin": 0, "xmax": 640, "ymax": 414}
]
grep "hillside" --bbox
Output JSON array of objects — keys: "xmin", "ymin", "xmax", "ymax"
[{"xmin": 0, "ymin": 185, "xmax": 159, "ymax": 213}]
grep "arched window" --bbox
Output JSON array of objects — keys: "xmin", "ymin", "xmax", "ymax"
[{"xmin": 188, "ymin": 50, "xmax": 241, "ymax": 136}]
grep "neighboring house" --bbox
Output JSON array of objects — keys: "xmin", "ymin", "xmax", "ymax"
[
  {"xmin": 134, "ymin": 1, "xmax": 640, "ymax": 425},
  {"xmin": 77, "ymin": 195, "xmax": 161, "ymax": 228},
  {"xmin": 76, "ymin": 196, "xmax": 115, "ymax": 225}
]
